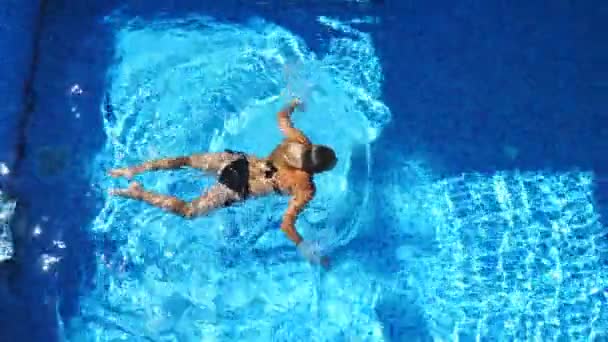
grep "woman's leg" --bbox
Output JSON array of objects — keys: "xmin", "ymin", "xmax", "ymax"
[
  {"xmin": 109, "ymin": 181, "xmax": 242, "ymax": 218},
  {"xmin": 188, "ymin": 152, "xmax": 239, "ymax": 174},
  {"xmin": 109, "ymin": 156, "xmax": 191, "ymax": 179},
  {"xmin": 109, "ymin": 152, "xmax": 238, "ymax": 179}
]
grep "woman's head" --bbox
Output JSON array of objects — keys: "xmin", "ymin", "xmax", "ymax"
[{"xmin": 302, "ymin": 144, "xmax": 337, "ymax": 173}]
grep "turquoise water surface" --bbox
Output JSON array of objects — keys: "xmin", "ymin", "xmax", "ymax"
[{"xmin": 69, "ymin": 14, "xmax": 392, "ymax": 341}]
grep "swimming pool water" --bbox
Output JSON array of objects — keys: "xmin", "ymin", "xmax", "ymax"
[
  {"xmin": 1, "ymin": 1, "xmax": 608, "ymax": 341},
  {"xmin": 66, "ymin": 13, "xmax": 391, "ymax": 342}
]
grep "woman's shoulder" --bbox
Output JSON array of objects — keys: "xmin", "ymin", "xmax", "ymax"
[{"xmin": 280, "ymin": 167, "xmax": 314, "ymax": 189}]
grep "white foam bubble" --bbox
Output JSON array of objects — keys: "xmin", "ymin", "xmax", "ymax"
[{"xmin": 0, "ymin": 162, "xmax": 9, "ymax": 176}]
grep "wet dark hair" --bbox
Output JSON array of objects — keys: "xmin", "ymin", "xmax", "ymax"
[{"xmin": 302, "ymin": 145, "xmax": 337, "ymax": 173}]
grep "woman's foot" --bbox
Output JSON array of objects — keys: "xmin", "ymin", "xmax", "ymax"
[
  {"xmin": 108, "ymin": 167, "xmax": 136, "ymax": 179},
  {"xmin": 109, "ymin": 181, "xmax": 143, "ymax": 198}
]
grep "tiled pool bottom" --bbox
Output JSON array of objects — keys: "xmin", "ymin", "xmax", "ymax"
[{"xmin": 407, "ymin": 171, "xmax": 608, "ymax": 340}]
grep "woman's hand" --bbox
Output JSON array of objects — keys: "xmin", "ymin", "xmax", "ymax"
[
  {"xmin": 297, "ymin": 240, "xmax": 330, "ymax": 269},
  {"xmin": 290, "ymin": 97, "xmax": 306, "ymax": 112}
]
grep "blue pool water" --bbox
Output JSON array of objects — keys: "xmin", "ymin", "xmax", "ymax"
[{"xmin": 1, "ymin": 1, "xmax": 607, "ymax": 341}]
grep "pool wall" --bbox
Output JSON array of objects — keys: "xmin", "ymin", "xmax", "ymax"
[
  {"xmin": 1, "ymin": 2, "xmax": 116, "ymax": 341},
  {"xmin": 0, "ymin": 1, "xmax": 47, "ymax": 339},
  {"xmin": 0, "ymin": 0, "xmax": 44, "ymax": 177}
]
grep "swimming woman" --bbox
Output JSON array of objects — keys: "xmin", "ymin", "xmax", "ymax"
[{"xmin": 108, "ymin": 98, "xmax": 337, "ymax": 267}]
